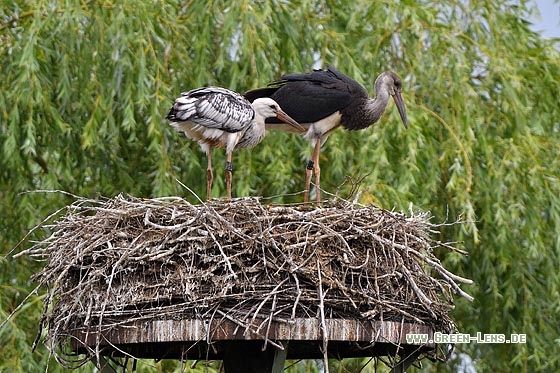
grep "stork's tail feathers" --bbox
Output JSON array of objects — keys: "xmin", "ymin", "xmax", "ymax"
[
  {"xmin": 166, "ymin": 96, "xmax": 197, "ymax": 122},
  {"xmin": 166, "ymin": 107, "xmax": 177, "ymax": 120}
]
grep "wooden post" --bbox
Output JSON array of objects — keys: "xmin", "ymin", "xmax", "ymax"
[
  {"xmin": 271, "ymin": 346, "xmax": 288, "ymax": 373},
  {"xmin": 222, "ymin": 341, "xmax": 287, "ymax": 373},
  {"xmin": 91, "ymin": 356, "xmax": 118, "ymax": 373},
  {"xmin": 390, "ymin": 349, "xmax": 422, "ymax": 373}
]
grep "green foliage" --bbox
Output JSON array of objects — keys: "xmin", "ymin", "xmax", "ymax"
[{"xmin": 1, "ymin": 0, "xmax": 559, "ymax": 371}]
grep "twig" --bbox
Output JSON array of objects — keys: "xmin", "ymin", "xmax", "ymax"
[{"xmin": 317, "ymin": 260, "xmax": 330, "ymax": 373}]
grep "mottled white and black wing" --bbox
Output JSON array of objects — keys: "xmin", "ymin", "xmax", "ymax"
[{"xmin": 166, "ymin": 87, "xmax": 255, "ymax": 133}]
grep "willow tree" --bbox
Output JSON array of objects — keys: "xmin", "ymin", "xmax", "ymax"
[{"xmin": 1, "ymin": 0, "xmax": 559, "ymax": 372}]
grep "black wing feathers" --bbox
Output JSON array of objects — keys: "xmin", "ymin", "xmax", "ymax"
[{"xmin": 244, "ymin": 66, "xmax": 367, "ymax": 123}]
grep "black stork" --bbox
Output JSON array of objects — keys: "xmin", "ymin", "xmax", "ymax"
[
  {"xmin": 167, "ymin": 87, "xmax": 304, "ymax": 200},
  {"xmin": 244, "ymin": 66, "xmax": 408, "ymax": 203}
]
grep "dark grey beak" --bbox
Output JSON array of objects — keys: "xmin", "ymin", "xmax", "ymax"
[{"xmin": 392, "ymin": 91, "xmax": 408, "ymax": 129}]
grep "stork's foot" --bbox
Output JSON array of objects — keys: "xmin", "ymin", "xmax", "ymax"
[
  {"xmin": 206, "ymin": 168, "xmax": 213, "ymax": 201},
  {"xmin": 304, "ymin": 160, "xmax": 314, "ymax": 203},
  {"xmin": 314, "ymin": 163, "xmax": 321, "ymax": 204},
  {"xmin": 225, "ymin": 162, "xmax": 233, "ymax": 200}
]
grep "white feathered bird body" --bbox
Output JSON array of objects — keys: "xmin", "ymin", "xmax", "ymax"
[
  {"xmin": 167, "ymin": 87, "xmax": 269, "ymax": 155},
  {"xmin": 167, "ymin": 86, "xmax": 303, "ymax": 200}
]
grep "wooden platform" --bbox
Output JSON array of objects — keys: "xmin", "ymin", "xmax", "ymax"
[{"xmin": 72, "ymin": 317, "xmax": 435, "ymax": 361}]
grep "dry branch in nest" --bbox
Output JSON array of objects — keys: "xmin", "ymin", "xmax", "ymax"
[{"xmin": 18, "ymin": 194, "xmax": 473, "ymax": 368}]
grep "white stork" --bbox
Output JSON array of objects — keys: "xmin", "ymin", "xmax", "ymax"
[
  {"xmin": 244, "ymin": 66, "xmax": 408, "ymax": 203},
  {"xmin": 167, "ymin": 87, "xmax": 304, "ymax": 200}
]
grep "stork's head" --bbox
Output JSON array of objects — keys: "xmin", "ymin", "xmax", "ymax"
[
  {"xmin": 252, "ymin": 98, "xmax": 305, "ymax": 132},
  {"xmin": 376, "ymin": 71, "xmax": 408, "ymax": 129}
]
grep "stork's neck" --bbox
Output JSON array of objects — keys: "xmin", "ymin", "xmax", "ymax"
[
  {"xmin": 364, "ymin": 88, "xmax": 391, "ymax": 125},
  {"xmin": 342, "ymin": 90, "xmax": 390, "ymax": 131},
  {"xmin": 237, "ymin": 114, "xmax": 266, "ymax": 149},
  {"xmin": 253, "ymin": 112, "xmax": 268, "ymax": 134}
]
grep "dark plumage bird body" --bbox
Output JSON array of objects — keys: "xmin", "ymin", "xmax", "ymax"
[
  {"xmin": 265, "ymin": 68, "xmax": 367, "ymax": 126},
  {"xmin": 244, "ymin": 66, "xmax": 408, "ymax": 202},
  {"xmin": 167, "ymin": 87, "xmax": 303, "ymax": 200}
]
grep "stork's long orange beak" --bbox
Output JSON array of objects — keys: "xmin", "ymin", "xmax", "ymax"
[
  {"xmin": 393, "ymin": 91, "xmax": 408, "ymax": 129},
  {"xmin": 275, "ymin": 109, "xmax": 306, "ymax": 133}
]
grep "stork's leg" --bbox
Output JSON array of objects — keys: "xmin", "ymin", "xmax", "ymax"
[
  {"xmin": 311, "ymin": 140, "xmax": 322, "ymax": 203},
  {"xmin": 225, "ymin": 152, "xmax": 233, "ymax": 200},
  {"xmin": 304, "ymin": 160, "xmax": 314, "ymax": 203},
  {"xmin": 206, "ymin": 151, "xmax": 213, "ymax": 201}
]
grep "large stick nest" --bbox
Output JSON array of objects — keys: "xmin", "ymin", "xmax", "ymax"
[{"xmin": 20, "ymin": 194, "xmax": 472, "ymax": 366}]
